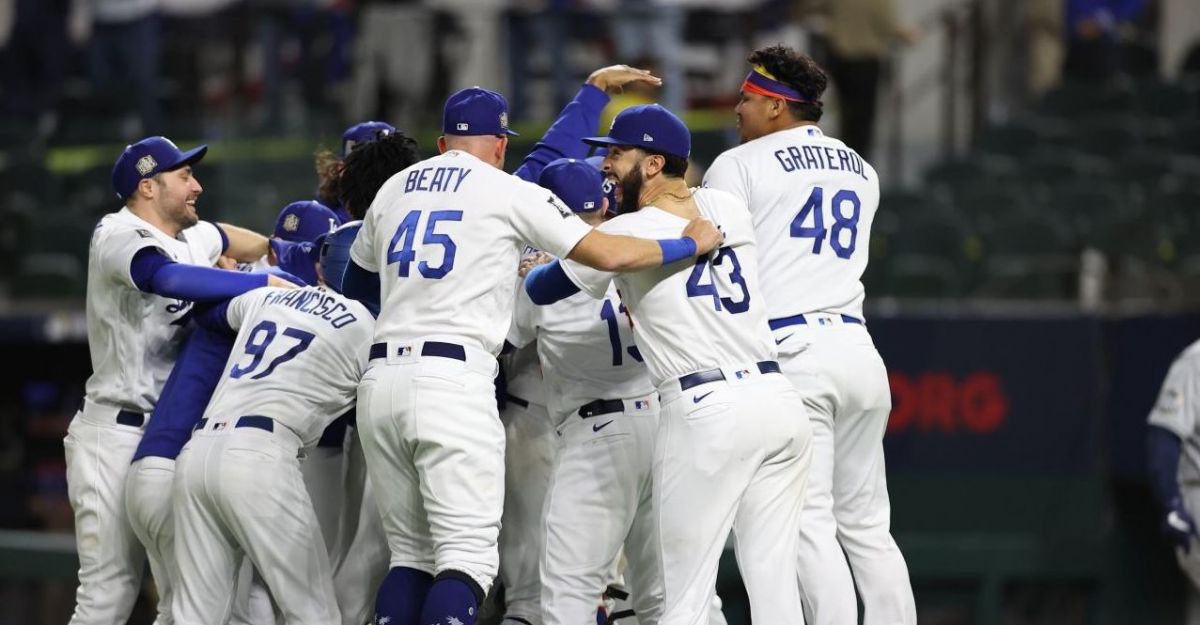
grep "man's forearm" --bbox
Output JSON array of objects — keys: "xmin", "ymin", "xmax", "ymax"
[{"xmin": 218, "ymin": 223, "xmax": 269, "ymax": 262}]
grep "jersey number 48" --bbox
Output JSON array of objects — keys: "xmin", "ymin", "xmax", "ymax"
[{"xmin": 792, "ymin": 186, "xmax": 861, "ymax": 259}]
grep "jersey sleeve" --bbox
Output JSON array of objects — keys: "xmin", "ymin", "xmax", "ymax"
[
  {"xmin": 1148, "ymin": 356, "xmax": 1199, "ymax": 439},
  {"xmin": 96, "ymin": 224, "xmax": 170, "ymax": 289},
  {"xmin": 702, "ymin": 152, "xmax": 750, "ymax": 210},
  {"xmin": 186, "ymin": 221, "xmax": 226, "ymax": 264},
  {"xmin": 349, "ymin": 207, "xmax": 380, "ymax": 272},
  {"xmin": 557, "ymin": 216, "xmax": 632, "ymax": 299},
  {"xmin": 509, "ymin": 182, "xmax": 594, "ymax": 259}
]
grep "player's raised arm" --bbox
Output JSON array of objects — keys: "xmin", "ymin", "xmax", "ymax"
[{"xmin": 513, "ymin": 64, "xmax": 661, "ymax": 183}]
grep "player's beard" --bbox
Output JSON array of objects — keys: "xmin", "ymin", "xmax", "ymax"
[
  {"xmin": 169, "ymin": 197, "xmax": 199, "ymax": 230},
  {"xmin": 617, "ymin": 164, "xmax": 644, "ymax": 215}
]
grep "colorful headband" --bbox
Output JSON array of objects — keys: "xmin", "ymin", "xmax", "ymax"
[{"xmin": 742, "ymin": 65, "xmax": 821, "ymax": 106}]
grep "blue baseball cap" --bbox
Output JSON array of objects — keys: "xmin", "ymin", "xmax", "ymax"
[
  {"xmin": 342, "ymin": 121, "xmax": 396, "ymax": 157},
  {"xmin": 320, "ymin": 221, "xmax": 362, "ymax": 294},
  {"xmin": 111, "ymin": 136, "xmax": 208, "ymax": 200},
  {"xmin": 538, "ymin": 158, "xmax": 606, "ymax": 214},
  {"xmin": 443, "ymin": 87, "xmax": 519, "ymax": 137},
  {"xmin": 273, "ymin": 200, "xmax": 338, "ymax": 243},
  {"xmin": 585, "ymin": 155, "xmax": 618, "ymax": 216},
  {"xmin": 268, "ymin": 238, "xmax": 319, "ymax": 287},
  {"xmin": 582, "ymin": 104, "xmax": 690, "ymax": 160}
]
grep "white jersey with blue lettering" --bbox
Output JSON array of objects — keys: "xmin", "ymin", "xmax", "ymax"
[
  {"xmin": 203, "ymin": 285, "xmax": 375, "ymax": 446},
  {"xmin": 509, "ymin": 282, "xmax": 654, "ymax": 426},
  {"xmin": 349, "ymin": 150, "xmax": 593, "ymax": 356},
  {"xmin": 85, "ymin": 208, "xmax": 225, "ymax": 413},
  {"xmin": 561, "ymin": 188, "xmax": 776, "ymax": 386},
  {"xmin": 702, "ymin": 125, "xmax": 879, "ymax": 321}
]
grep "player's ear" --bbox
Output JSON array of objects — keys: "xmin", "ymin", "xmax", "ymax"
[
  {"xmin": 643, "ymin": 153, "xmax": 665, "ymax": 177},
  {"xmin": 136, "ymin": 177, "xmax": 157, "ymax": 200},
  {"xmin": 436, "ymin": 136, "xmax": 449, "ymax": 154}
]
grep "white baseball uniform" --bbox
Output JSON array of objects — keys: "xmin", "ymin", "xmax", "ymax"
[
  {"xmin": 172, "ymin": 285, "xmax": 374, "ymax": 625},
  {"xmin": 348, "ymin": 150, "xmax": 593, "ymax": 592},
  {"xmin": 704, "ymin": 124, "xmax": 916, "ymax": 625},
  {"xmin": 330, "ymin": 422, "xmax": 390, "ymax": 625},
  {"xmin": 560, "ymin": 188, "xmax": 813, "ymax": 625},
  {"xmin": 509, "ymin": 281, "xmax": 662, "ymax": 625},
  {"xmin": 1148, "ymin": 339, "xmax": 1200, "ymax": 623},
  {"xmin": 67, "ymin": 208, "xmax": 224, "ymax": 625},
  {"xmin": 497, "ymin": 337, "xmax": 555, "ymax": 625}
]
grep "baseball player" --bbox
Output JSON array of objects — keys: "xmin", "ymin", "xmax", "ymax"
[
  {"xmin": 343, "ymin": 86, "xmax": 720, "ymax": 625},
  {"xmin": 524, "ymin": 104, "xmax": 813, "ymax": 625},
  {"xmin": 1148, "ymin": 339, "xmax": 1200, "ymax": 623},
  {"xmin": 491, "ymin": 65, "xmax": 664, "ymax": 625},
  {"xmin": 508, "ymin": 158, "xmax": 663, "ymax": 625},
  {"xmin": 701, "ymin": 45, "xmax": 916, "ymax": 625},
  {"xmin": 66, "ymin": 136, "xmax": 291, "ymax": 625},
  {"xmin": 171, "ymin": 247, "xmax": 375, "ymax": 625},
  {"xmin": 316, "ymin": 120, "xmax": 400, "ymax": 223}
]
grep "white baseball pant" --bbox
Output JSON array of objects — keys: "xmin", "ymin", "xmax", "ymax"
[
  {"xmin": 356, "ymin": 339, "xmax": 504, "ymax": 592},
  {"xmin": 541, "ymin": 396, "xmax": 662, "ymax": 625},
  {"xmin": 654, "ymin": 366, "xmax": 812, "ymax": 625},
  {"xmin": 64, "ymin": 399, "xmax": 147, "ymax": 625},
  {"xmin": 172, "ymin": 420, "xmax": 338, "ymax": 625},
  {"xmin": 126, "ymin": 456, "xmax": 179, "ymax": 625},
  {"xmin": 331, "ymin": 425, "xmax": 390, "ymax": 625},
  {"xmin": 499, "ymin": 396, "xmax": 557, "ymax": 625},
  {"xmin": 775, "ymin": 319, "xmax": 916, "ymax": 625},
  {"xmin": 302, "ymin": 443, "xmax": 346, "ymax": 556}
]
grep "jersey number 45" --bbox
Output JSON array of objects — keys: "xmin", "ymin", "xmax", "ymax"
[{"xmin": 387, "ymin": 209, "xmax": 464, "ymax": 279}]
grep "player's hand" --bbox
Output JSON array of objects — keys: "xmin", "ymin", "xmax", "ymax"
[
  {"xmin": 1165, "ymin": 497, "xmax": 1199, "ymax": 553},
  {"xmin": 682, "ymin": 217, "xmax": 724, "ymax": 256},
  {"xmin": 267, "ymin": 274, "xmax": 300, "ymax": 290},
  {"xmin": 518, "ymin": 251, "xmax": 554, "ymax": 278},
  {"xmin": 586, "ymin": 65, "xmax": 662, "ymax": 95},
  {"xmin": 216, "ymin": 255, "xmax": 239, "ymax": 270}
]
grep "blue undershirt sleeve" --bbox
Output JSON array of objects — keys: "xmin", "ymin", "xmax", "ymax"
[
  {"xmin": 150, "ymin": 326, "xmax": 236, "ymax": 429},
  {"xmin": 342, "ymin": 259, "xmax": 381, "ymax": 315},
  {"xmin": 524, "ymin": 260, "xmax": 581, "ymax": 305},
  {"xmin": 1149, "ymin": 425, "xmax": 1184, "ymax": 511},
  {"xmin": 513, "ymin": 84, "xmax": 609, "ymax": 182},
  {"xmin": 130, "ymin": 247, "xmax": 268, "ymax": 302}
]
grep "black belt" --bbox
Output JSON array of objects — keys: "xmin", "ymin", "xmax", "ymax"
[
  {"xmin": 578, "ymin": 398, "xmax": 624, "ymax": 419},
  {"xmin": 768, "ymin": 313, "xmax": 862, "ymax": 331},
  {"xmin": 369, "ymin": 341, "xmax": 466, "ymax": 362},
  {"xmin": 193, "ymin": 415, "xmax": 274, "ymax": 433},
  {"xmin": 505, "ymin": 393, "xmax": 530, "ymax": 409},
  {"xmin": 116, "ymin": 410, "xmax": 146, "ymax": 428},
  {"xmin": 678, "ymin": 361, "xmax": 781, "ymax": 391}
]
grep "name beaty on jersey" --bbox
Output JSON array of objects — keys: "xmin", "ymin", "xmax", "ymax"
[{"xmin": 773, "ymin": 144, "xmax": 868, "ymax": 180}]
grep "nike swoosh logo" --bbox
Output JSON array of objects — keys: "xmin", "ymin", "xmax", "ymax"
[
  {"xmin": 693, "ymin": 391, "xmax": 714, "ymax": 404},
  {"xmin": 592, "ymin": 420, "xmax": 614, "ymax": 432},
  {"xmin": 775, "ymin": 333, "xmax": 793, "ymax": 345}
]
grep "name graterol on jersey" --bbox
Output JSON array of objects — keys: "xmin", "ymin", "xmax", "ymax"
[
  {"xmin": 262, "ymin": 289, "xmax": 359, "ymax": 328},
  {"xmin": 773, "ymin": 144, "xmax": 869, "ymax": 181}
]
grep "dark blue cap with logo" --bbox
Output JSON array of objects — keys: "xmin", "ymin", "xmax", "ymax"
[
  {"xmin": 342, "ymin": 121, "xmax": 396, "ymax": 157},
  {"xmin": 443, "ymin": 87, "xmax": 519, "ymax": 137},
  {"xmin": 582, "ymin": 104, "xmax": 690, "ymax": 160},
  {"xmin": 538, "ymin": 158, "xmax": 606, "ymax": 214},
  {"xmin": 111, "ymin": 136, "xmax": 208, "ymax": 200},
  {"xmin": 273, "ymin": 200, "xmax": 338, "ymax": 243}
]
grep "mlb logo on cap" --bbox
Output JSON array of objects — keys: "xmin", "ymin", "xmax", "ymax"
[{"xmin": 443, "ymin": 87, "xmax": 520, "ymax": 137}]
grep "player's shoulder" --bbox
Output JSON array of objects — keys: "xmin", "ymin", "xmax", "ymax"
[
  {"xmin": 1173, "ymin": 339, "xmax": 1200, "ymax": 369},
  {"xmin": 598, "ymin": 209, "xmax": 664, "ymax": 236},
  {"xmin": 694, "ymin": 187, "xmax": 749, "ymax": 221}
]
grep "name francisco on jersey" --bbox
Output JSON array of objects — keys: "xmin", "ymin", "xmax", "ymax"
[
  {"xmin": 262, "ymin": 289, "xmax": 360, "ymax": 328},
  {"xmin": 772, "ymin": 144, "xmax": 868, "ymax": 181}
]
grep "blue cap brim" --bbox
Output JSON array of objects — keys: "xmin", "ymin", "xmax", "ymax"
[
  {"xmin": 165, "ymin": 145, "xmax": 208, "ymax": 171},
  {"xmin": 582, "ymin": 136, "xmax": 625, "ymax": 148}
]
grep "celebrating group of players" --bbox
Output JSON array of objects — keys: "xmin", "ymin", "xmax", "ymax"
[{"xmin": 66, "ymin": 44, "xmax": 917, "ymax": 625}]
